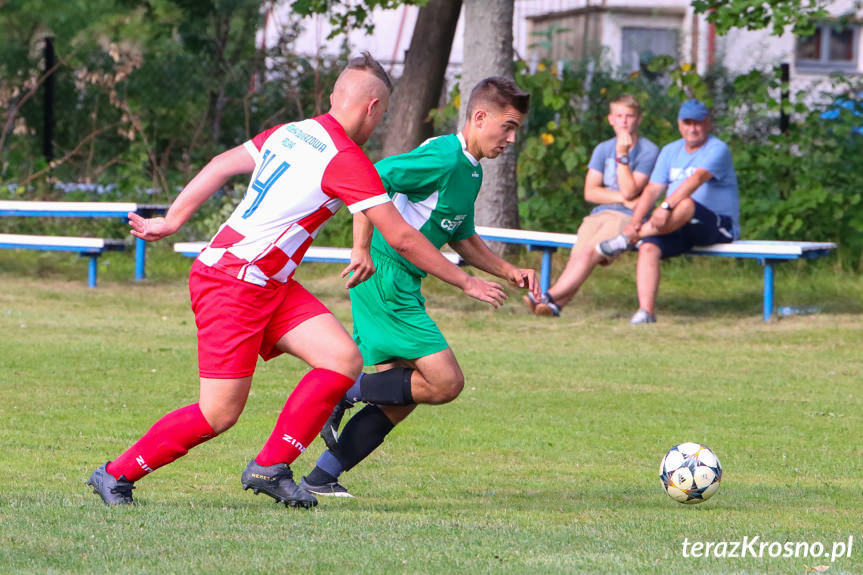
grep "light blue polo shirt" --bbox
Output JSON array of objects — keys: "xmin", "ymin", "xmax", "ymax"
[
  {"xmin": 587, "ymin": 136, "xmax": 659, "ymax": 216},
  {"xmin": 650, "ymin": 135, "xmax": 740, "ymax": 237}
]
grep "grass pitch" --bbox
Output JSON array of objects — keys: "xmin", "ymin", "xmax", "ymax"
[{"xmin": 1, "ymin": 250, "xmax": 862, "ymax": 574}]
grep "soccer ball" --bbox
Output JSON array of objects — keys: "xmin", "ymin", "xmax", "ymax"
[{"xmin": 659, "ymin": 442, "xmax": 722, "ymax": 504}]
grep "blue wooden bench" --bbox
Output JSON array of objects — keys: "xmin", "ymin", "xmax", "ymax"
[
  {"xmin": 173, "ymin": 243, "xmax": 463, "ymax": 265},
  {"xmin": 475, "ymin": 226, "xmax": 836, "ymax": 322},
  {"xmin": 176, "ymin": 231, "xmax": 834, "ymax": 322},
  {"xmin": 0, "ymin": 233, "xmax": 126, "ymax": 287},
  {"xmin": 0, "ymin": 200, "xmax": 168, "ymax": 280}
]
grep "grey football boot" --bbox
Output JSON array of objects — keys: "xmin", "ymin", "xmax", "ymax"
[
  {"xmin": 88, "ymin": 462, "xmax": 135, "ymax": 505},
  {"xmin": 241, "ymin": 459, "xmax": 317, "ymax": 508}
]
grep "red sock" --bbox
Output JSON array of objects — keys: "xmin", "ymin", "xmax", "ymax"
[
  {"xmin": 256, "ymin": 368, "xmax": 354, "ymax": 466},
  {"xmin": 106, "ymin": 403, "xmax": 216, "ymax": 482}
]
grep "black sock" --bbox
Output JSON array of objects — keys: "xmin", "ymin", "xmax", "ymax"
[
  {"xmin": 359, "ymin": 368, "xmax": 414, "ymax": 405},
  {"xmin": 306, "ymin": 465, "xmax": 338, "ymax": 486},
  {"xmin": 332, "ymin": 404, "xmax": 396, "ymax": 472}
]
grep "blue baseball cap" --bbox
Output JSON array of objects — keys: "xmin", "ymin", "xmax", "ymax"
[{"xmin": 678, "ymin": 99, "xmax": 709, "ymax": 121}]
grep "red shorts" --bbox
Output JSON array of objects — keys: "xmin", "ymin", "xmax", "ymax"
[{"xmin": 189, "ymin": 260, "xmax": 331, "ymax": 379}]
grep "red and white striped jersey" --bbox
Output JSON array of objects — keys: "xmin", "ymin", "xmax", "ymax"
[{"xmin": 197, "ymin": 113, "xmax": 390, "ymax": 287}]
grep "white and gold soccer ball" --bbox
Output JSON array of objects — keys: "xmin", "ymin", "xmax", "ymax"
[{"xmin": 659, "ymin": 442, "xmax": 722, "ymax": 504}]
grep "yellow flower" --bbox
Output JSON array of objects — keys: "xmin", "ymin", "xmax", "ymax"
[
  {"xmin": 681, "ymin": 63, "xmax": 692, "ymax": 72},
  {"xmin": 540, "ymin": 133, "xmax": 555, "ymax": 146},
  {"xmin": 630, "ymin": 70, "xmax": 639, "ymax": 78},
  {"xmin": 537, "ymin": 62, "xmax": 547, "ymax": 72},
  {"xmin": 600, "ymin": 87, "xmax": 607, "ymax": 96}
]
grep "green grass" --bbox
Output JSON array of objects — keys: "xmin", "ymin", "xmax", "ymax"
[{"xmin": 1, "ymin": 251, "xmax": 862, "ymax": 574}]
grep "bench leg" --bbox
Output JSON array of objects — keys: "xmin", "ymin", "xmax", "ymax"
[
  {"xmin": 135, "ymin": 237, "xmax": 146, "ymax": 281},
  {"xmin": 88, "ymin": 254, "xmax": 98, "ymax": 288},
  {"xmin": 541, "ymin": 249, "xmax": 552, "ymax": 294},
  {"xmin": 761, "ymin": 259, "xmax": 775, "ymax": 322}
]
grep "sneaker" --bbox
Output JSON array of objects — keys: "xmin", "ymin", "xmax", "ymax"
[
  {"xmin": 630, "ymin": 309, "xmax": 657, "ymax": 325},
  {"xmin": 596, "ymin": 234, "xmax": 630, "ymax": 258},
  {"xmin": 320, "ymin": 397, "xmax": 353, "ymax": 451},
  {"xmin": 299, "ymin": 476, "xmax": 354, "ymax": 499},
  {"xmin": 534, "ymin": 293, "xmax": 561, "ymax": 317},
  {"xmin": 88, "ymin": 462, "xmax": 135, "ymax": 506},
  {"xmin": 241, "ymin": 459, "xmax": 318, "ymax": 508}
]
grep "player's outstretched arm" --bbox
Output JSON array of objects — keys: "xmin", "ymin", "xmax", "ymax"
[
  {"xmin": 342, "ymin": 211, "xmax": 376, "ymax": 288},
  {"xmin": 362, "ymin": 202, "xmax": 506, "ymax": 308},
  {"xmin": 129, "ymin": 145, "xmax": 255, "ymax": 242},
  {"xmin": 450, "ymin": 234, "xmax": 540, "ymax": 299}
]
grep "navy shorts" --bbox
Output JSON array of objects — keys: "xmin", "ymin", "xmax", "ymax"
[{"xmin": 641, "ymin": 202, "xmax": 734, "ymax": 259}]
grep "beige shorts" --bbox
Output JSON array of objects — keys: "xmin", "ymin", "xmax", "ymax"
[{"xmin": 572, "ymin": 210, "xmax": 631, "ymax": 256}]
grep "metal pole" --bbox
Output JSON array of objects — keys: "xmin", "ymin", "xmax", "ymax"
[
  {"xmin": 43, "ymin": 36, "xmax": 56, "ymax": 163},
  {"xmin": 779, "ymin": 62, "xmax": 790, "ymax": 134}
]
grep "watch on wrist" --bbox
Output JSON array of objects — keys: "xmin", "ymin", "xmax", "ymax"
[
  {"xmin": 616, "ymin": 154, "xmax": 630, "ymax": 166},
  {"xmin": 660, "ymin": 201, "xmax": 672, "ymax": 210}
]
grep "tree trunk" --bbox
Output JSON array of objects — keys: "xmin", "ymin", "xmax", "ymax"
[
  {"xmin": 382, "ymin": 0, "xmax": 462, "ymax": 157},
  {"xmin": 459, "ymin": 0, "xmax": 519, "ymax": 254}
]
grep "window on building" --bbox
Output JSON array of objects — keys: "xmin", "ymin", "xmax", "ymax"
[
  {"xmin": 796, "ymin": 23, "xmax": 859, "ymax": 72},
  {"xmin": 621, "ymin": 27, "xmax": 679, "ymax": 74}
]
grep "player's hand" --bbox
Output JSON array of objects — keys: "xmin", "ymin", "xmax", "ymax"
[
  {"xmin": 342, "ymin": 248, "xmax": 376, "ymax": 289},
  {"xmin": 506, "ymin": 267, "xmax": 539, "ymax": 300},
  {"xmin": 650, "ymin": 208, "xmax": 669, "ymax": 230},
  {"xmin": 615, "ymin": 131, "xmax": 633, "ymax": 155},
  {"xmin": 128, "ymin": 212, "xmax": 176, "ymax": 242},
  {"xmin": 462, "ymin": 276, "xmax": 507, "ymax": 309}
]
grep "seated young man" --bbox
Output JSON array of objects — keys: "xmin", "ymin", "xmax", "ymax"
[{"xmin": 523, "ymin": 94, "xmax": 658, "ymax": 317}]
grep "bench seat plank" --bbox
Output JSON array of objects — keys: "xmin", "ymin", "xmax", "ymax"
[
  {"xmin": 473, "ymin": 226, "xmax": 836, "ymax": 321},
  {"xmin": 689, "ymin": 240, "xmax": 836, "ymax": 258},
  {"xmin": 476, "ymin": 226, "xmax": 578, "ymax": 249},
  {"xmin": 0, "ymin": 201, "xmax": 168, "ymax": 280},
  {"xmin": 173, "ymin": 243, "xmax": 462, "ymax": 265},
  {"xmin": 0, "ymin": 233, "xmax": 125, "ymax": 287}
]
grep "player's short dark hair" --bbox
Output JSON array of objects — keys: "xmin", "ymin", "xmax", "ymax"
[
  {"xmin": 346, "ymin": 51, "xmax": 393, "ymax": 93},
  {"xmin": 466, "ymin": 76, "xmax": 530, "ymax": 116}
]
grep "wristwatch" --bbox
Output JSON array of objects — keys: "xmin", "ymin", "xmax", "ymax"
[
  {"xmin": 660, "ymin": 201, "xmax": 672, "ymax": 210},
  {"xmin": 617, "ymin": 154, "xmax": 630, "ymax": 166}
]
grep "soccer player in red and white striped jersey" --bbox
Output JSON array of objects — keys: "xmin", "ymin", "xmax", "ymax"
[{"xmin": 87, "ymin": 53, "xmax": 506, "ymax": 508}]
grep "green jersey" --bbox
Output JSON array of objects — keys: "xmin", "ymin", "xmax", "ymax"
[{"xmin": 371, "ymin": 133, "xmax": 482, "ymax": 277}]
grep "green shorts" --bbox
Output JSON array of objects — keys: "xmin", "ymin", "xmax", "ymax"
[{"xmin": 350, "ymin": 250, "xmax": 449, "ymax": 366}]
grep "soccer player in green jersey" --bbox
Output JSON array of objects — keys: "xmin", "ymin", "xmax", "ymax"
[{"xmin": 299, "ymin": 77, "xmax": 538, "ymax": 498}]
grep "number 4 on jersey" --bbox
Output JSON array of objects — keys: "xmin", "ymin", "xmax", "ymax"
[{"xmin": 243, "ymin": 150, "xmax": 290, "ymax": 219}]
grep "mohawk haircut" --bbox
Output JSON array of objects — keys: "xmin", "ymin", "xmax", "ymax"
[
  {"xmin": 466, "ymin": 76, "xmax": 530, "ymax": 116},
  {"xmin": 345, "ymin": 51, "xmax": 393, "ymax": 93}
]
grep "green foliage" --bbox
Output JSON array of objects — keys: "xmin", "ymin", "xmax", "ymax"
[
  {"xmin": 291, "ymin": 0, "xmax": 427, "ymax": 38},
  {"xmin": 721, "ymin": 74, "xmax": 863, "ymax": 266},
  {"xmin": 0, "ymin": 0, "xmax": 352, "ymax": 239},
  {"xmin": 692, "ymin": 0, "xmax": 830, "ymax": 36},
  {"xmin": 428, "ymin": 79, "xmax": 461, "ymax": 134}
]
